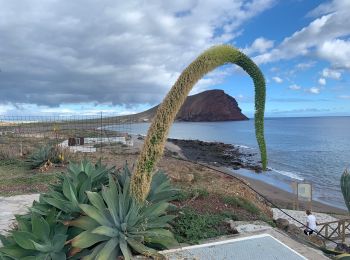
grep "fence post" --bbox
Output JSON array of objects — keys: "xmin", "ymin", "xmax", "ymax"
[{"xmin": 342, "ymin": 220, "xmax": 346, "ymax": 243}]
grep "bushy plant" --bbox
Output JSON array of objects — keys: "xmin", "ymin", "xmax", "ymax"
[
  {"xmin": 172, "ymin": 208, "xmax": 230, "ymax": 244},
  {"xmin": 131, "ymin": 45, "xmax": 267, "ymax": 202}
]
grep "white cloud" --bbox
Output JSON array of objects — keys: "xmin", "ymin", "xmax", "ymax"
[
  {"xmin": 318, "ymin": 78, "xmax": 326, "ymax": 85},
  {"xmin": 288, "ymin": 84, "xmax": 301, "ymax": 90},
  {"xmin": 272, "ymin": 76, "xmax": 283, "ymax": 83},
  {"xmin": 307, "ymin": 87, "xmax": 321, "ymax": 94},
  {"xmin": 322, "ymin": 68, "xmax": 341, "ymax": 79},
  {"xmin": 318, "ymin": 39, "xmax": 350, "ymax": 69},
  {"xmin": 295, "ymin": 61, "xmax": 315, "ymax": 70},
  {"xmin": 254, "ymin": 0, "xmax": 350, "ymax": 69},
  {"xmin": 338, "ymin": 95, "xmax": 350, "ymax": 99},
  {"xmin": 0, "ymin": 0, "xmax": 276, "ymax": 109},
  {"xmin": 243, "ymin": 37, "xmax": 274, "ymax": 55}
]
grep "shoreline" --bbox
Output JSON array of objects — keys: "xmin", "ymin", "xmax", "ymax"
[{"xmin": 166, "ymin": 138, "xmax": 348, "ymax": 215}]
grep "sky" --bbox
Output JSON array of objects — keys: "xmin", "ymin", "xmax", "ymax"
[{"xmin": 0, "ymin": 0, "xmax": 349, "ymax": 118}]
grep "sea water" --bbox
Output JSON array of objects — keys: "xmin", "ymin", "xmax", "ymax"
[{"xmin": 109, "ymin": 116, "xmax": 350, "ymax": 209}]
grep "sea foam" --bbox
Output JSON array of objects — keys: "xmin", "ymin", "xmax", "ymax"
[{"xmin": 270, "ymin": 168, "xmax": 304, "ymax": 181}]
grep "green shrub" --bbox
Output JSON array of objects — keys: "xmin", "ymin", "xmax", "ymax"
[
  {"xmin": 341, "ymin": 168, "xmax": 350, "ymax": 212},
  {"xmin": 172, "ymin": 208, "xmax": 230, "ymax": 244},
  {"xmin": 222, "ymin": 196, "xmax": 261, "ymax": 215}
]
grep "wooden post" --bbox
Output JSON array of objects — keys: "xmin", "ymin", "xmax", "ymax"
[
  {"xmin": 325, "ymin": 225, "xmax": 328, "ymax": 238},
  {"xmin": 342, "ymin": 220, "xmax": 346, "ymax": 243}
]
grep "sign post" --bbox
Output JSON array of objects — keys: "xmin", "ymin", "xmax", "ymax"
[{"xmin": 297, "ymin": 182, "xmax": 312, "ymax": 210}]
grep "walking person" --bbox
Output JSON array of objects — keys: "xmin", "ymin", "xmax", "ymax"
[{"xmin": 304, "ymin": 209, "xmax": 317, "ymax": 236}]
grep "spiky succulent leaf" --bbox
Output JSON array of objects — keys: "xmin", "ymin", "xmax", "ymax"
[
  {"xmin": 341, "ymin": 168, "xmax": 350, "ymax": 212},
  {"xmin": 0, "ymin": 212, "xmax": 68, "ymax": 259},
  {"xmin": 70, "ymin": 174, "xmax": 177, "ymax": 259}
]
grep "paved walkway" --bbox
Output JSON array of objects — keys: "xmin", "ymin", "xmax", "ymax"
[{"xmin": 0, "ymin": 194, "xmax": 39, "ymax": 235}]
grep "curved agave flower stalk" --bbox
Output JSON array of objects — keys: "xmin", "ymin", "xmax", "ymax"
[{"xmin": 131, "ymin": 45, "xmax": 267, "ymax": 202}]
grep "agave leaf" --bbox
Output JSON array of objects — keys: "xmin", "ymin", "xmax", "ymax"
[
  {"xmin": 102, "ymin": 186, "xmax": 120, "ymax": 227},
  {"xmin": 12, "ymin": 231, "xmax": 37, "ymax": 250},
  {"xmin": 119, "ymin": 238, "xmax": 132, "ymax": 260},
  {"xmin": 141, "ymin": 201, "xmax": 169, "ymax": 218},
  {"xmin": 91, "ymin": 226, "xmax": 118, "ymax": 237},
  {"xmin": 52, "ymin": 234, "xmax": 68, "ymax": 252},
  {"xmin": 31, "ymin": 214, "xmax": 50, "ymax": 240},
  {"xmin": 96, "ymin": 237, "xmax": 119, "ymax": 260},
  {"xmin": 141, "ymin": 229, "xmax": 178, "ymax": 248},
  {"xmin": 78, "ymin": 179, "xmax": 92, "ymax": 203},
  {"xmin": 51, "ymin": 251, "xmax": 66, "ymax": 260},
  {"xmin": 86, "ymin": 191, "xmax": 106, "ymax": 212},
  {"xmin": 66, "ymin": 216, "xmax": 99, "ymax": 230},
  {"xmin": 79, "ymin": 204, "xmax": 111, "ymax": 227},
  {"xmin": 71, "ymin": 230, "xmax": 108, "ymax": 249},
  {"xmin": 81, "ymin": 242, "xmax": 106, "ymax": 260},
  {"xmin": 42, "ymin": 197, "xmax": 71, "ymax": 213},
  {"xmin": 31, "ymin": 240, "xmax": 51, "ymax": 253},
  {"xmin": 127, "ymin": 237, "xmax": 164, "ymax": 259},
  {"xmin": 124, "ymin": 201, "xmax": 141, "ymax": 227},
  {"xmin": 0, "ymin": 244, "xmax": 34, "ymax": 258},
  {"xmin": 15, "ymin": 215, "xmax": 31, "ymax": 232},
  {"xmin": 62, "ymin": 177, "xmax": 73, "ymax": 201}
]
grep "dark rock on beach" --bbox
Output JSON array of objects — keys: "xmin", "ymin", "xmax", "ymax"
[{"xmin": 168, "ymin": 138, "xmax": 262, "ymax": 172}]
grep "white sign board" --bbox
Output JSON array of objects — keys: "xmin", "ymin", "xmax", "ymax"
[{"xmin": 297, "ymin": 183, "xmax": 312, "ymax": 202}]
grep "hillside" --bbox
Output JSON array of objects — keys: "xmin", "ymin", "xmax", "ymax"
[{"xmin": 127, "ymin": 89, "xmax": 248, "ymax": 122}]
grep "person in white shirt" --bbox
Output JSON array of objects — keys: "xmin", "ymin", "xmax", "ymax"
[{"xmin": 304, "ymin": 209, "xmax": 317, "ymax": 236}]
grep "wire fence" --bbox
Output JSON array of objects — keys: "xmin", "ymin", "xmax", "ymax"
[{"xmin": 0, "ymin": 113, "xmax": 141, "ymax": 163}]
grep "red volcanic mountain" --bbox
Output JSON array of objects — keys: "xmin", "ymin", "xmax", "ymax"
[{"xmin": 134, "ymin": 89, "xmax": 248, "ymax": 122}]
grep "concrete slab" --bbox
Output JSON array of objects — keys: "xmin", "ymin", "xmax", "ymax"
[{"xmin": 161, "ymin": 233, "xmax": 307, "ymax": 260}]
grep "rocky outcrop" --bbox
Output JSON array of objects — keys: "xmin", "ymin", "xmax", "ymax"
[{"xmin": 175, "ymin": 89, "xmax": 248, "ymax": 122}]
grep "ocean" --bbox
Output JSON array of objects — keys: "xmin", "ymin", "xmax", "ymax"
[{"xmin": 110, "ymin": 116, "xmax": 350, "ymax": 209}]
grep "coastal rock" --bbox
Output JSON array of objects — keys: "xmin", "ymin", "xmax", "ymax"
[
  {"xmin": 276, "ymin": 218, "xmax": 289, "ymax": 230},
  {"xmin": 286, "ymin": 224, "xmax": 301, "ymax": 236},
  {"xmin": 224, "ymin": 219, "xmax": 239, "ymax": 234}
]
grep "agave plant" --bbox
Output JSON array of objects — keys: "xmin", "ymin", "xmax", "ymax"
[
  {"xmin": 30, "ymin": 159, "xmax": 113, "ymax": 219},
  {"xmin": 116, "ymin": 163, "xmax": 178, "ymax": 203},
  {"xmin": 341, "ymin": 168, "xmax": 350, "ymax": 212},
  {"xmin": 131, "ymin": 45, "xmax": 267, "ymax": 202},
  {"xmin": 0, "ymin": 212, "xmax": 68, "ymax": 260},
  {"xmin": 27, "ymin": 145, "xmax": 55, "ymax": 169},
  {"xmin": 68, "ymin": 175, "xmax": 177, "ymax": 260}
]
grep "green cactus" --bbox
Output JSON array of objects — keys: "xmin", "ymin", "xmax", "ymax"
[
  {"xmin": 341, "ymin": 168, "xmax": 350, "ymax": 212},
  {"xmin": 131, "ymin": 45, "xmax": 267, "ymax": 202}
]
